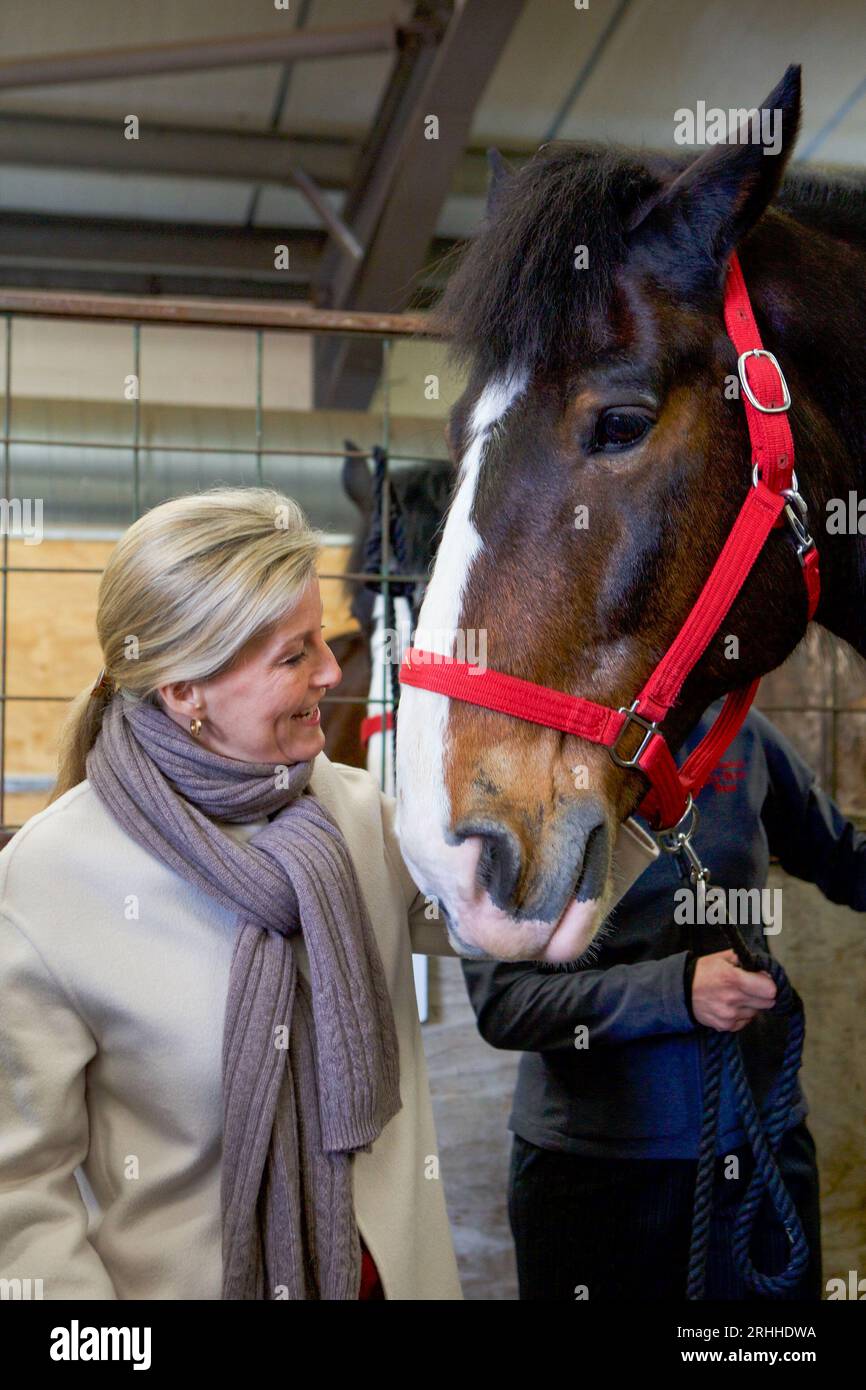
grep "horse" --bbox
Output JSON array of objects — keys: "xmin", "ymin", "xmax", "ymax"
[
  {"xmin": 394, "ymin": 65, "xmax": 866, "ymax": 963},
  {"xmin": 320, "ymin": 442, "xmax": 451, "ymax": 768}
]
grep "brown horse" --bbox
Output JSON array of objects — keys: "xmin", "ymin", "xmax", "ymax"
[{"xmin": 395, "ymin": 65, "xmax": 865, "ymax": 962}]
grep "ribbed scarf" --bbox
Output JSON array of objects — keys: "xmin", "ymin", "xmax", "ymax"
[{"xmin": 86, "ymin": 692, "xmax": 402, "ymax": 1299}]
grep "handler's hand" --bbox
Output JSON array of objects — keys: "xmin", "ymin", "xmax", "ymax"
[{"xmin": 691, "ymin": 949, "xmax": 777, "ymax": 1032}]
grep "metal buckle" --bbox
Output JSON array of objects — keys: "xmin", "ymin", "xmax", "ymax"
[
  {"xmin": 737, "ymin": 348, "xmax": 791, "ymax": 413},
  {"xmin": 653, "ymin": 795, "xmax": 712, "ymax": 888},
  {"xmin": 752, "ymin": 461, "xmax": 800, "ymax": 491},
  {"xmin": 610, "ymin": 700, "xmax": 659, "ymax": 769},
  {"xmin": 751, "ymin": 464, "xmax": 815, "ymax": 565},
  {"xmin": 780, "ymin": 485, "xmax": 815, "ymax": 566}
]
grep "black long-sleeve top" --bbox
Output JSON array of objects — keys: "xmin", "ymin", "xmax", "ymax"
[{"xmin": 461, "ymin": 705, "xmax": 866, "ymax": 1157}]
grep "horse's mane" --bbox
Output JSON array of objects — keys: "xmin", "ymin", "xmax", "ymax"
[
  {"xmin": 775, "ymin": 165, "xmax": 866, "ymax": 245},
  {"xmin": 429, "ymin": 143, "xmax": 659, "ymax": 382},
  {"xmin": 430, "ymin": 141, "xmax": 866, "ymax": 382}
]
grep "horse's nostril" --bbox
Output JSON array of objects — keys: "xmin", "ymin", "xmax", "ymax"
[
  {"xmin": 477, "ymin": 829, "xmax": 521, "ymax": 907},
  {"xmin": 574, "ymin": 820, "xmax": 609, "ymax": 903},
  {"xmin": 454, "ymin": 820, "xmax": 522, "ymax": 911},
  {"xmin": 452, "ymin": 801, "xmax": 610, "ymax": 922}
]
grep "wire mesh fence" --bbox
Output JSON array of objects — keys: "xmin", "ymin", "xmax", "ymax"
[
  {"xmin": 0, "ymin": 292, "xmax": 862, "ymax": 834},
  {"xmin": 0, "ymin": 295, "xmax": 447, "ymax": 831}
]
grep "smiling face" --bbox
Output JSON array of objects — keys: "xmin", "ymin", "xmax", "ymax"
[{"xmin": 157, "ymin": 576, "xmax": 342, "ymax": 764}]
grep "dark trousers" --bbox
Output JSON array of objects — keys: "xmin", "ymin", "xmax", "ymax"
[{"xmin": 508, "ymin": 1120, "xmax": 822, "ymax": 1301}]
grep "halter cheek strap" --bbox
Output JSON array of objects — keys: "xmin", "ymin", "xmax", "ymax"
[{"xmin": 398, "ymin": 250, "xmax": 820, "ymax": 836}]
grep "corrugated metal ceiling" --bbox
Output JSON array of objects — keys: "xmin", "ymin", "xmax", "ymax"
[{"xmin": 0, "ymin": 0, "xmax": 862, "ymax": 243}]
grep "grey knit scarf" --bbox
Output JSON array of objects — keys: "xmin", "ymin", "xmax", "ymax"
[{"xmin": 86, "ymin": 692, "xmax": 402, "ymax": 1300}]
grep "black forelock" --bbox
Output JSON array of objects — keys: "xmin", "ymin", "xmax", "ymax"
[{"xmin": 429, "ymin": 142, "xmax": 663, "ymax": 381}]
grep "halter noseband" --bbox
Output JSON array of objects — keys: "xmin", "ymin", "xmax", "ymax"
[{"xmin": 398, "ymin": 251, "xmax": 821, "ymax": 839}]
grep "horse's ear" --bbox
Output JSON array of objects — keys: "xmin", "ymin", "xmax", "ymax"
[
  {"xmin": 627, "ymin": 65, "xmax": 801, "ymax": 279},
  {"xmin": 485, "ymin": 147, "xmax": 515, "ymax": 220}
]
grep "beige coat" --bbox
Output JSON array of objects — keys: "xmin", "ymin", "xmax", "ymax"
[
  {"xmin": 0, "ymin": 750, "xmax": 657, "ymax": 1301},
  {"xmin": 0, "ymin": 754, "xmax": 464, "ymax": 1300}
]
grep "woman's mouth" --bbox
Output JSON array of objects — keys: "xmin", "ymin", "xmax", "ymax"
[{"xmin": 291, "ymin": 703, "xmax": 321, "ymax": 725}]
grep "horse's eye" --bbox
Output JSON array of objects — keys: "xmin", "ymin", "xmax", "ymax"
[{"xmin": 593, "ymin": 409, "xmax": 652, "ymax": 452}]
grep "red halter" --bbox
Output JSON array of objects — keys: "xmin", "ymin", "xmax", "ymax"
[{"xmin": 398, "ymin": 252, "xmax": 821, "ymax": 836}]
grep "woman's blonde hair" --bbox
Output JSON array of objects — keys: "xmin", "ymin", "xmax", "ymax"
[{"xmin": 49, "ymin": 486, "xmax": 324, "ymax": 804}]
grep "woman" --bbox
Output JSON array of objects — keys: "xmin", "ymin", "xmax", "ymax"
[{"xmin": 0, "ymin": 486, "xmax": 462, "ymax": 1301}]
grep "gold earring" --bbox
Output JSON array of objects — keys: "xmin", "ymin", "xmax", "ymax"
[{"xmin": 190, "ymin": 717, "xmax": 202, "ymax": 738}]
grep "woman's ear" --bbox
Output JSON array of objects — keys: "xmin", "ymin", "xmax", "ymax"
[
  {"xmin": 627, "ymin": 65, "xmax": 802, "ymax": 286},
  {"xmin": 156, "ymin": 680, "xmax": 203, "ymax": 721}
]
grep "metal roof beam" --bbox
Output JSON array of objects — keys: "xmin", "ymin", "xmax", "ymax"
[
  {"xmin": 0, "ymin": 110, "xmax": 519, "ymax": 195},
  {"xmin": 0, "ymin": 19, "xmax": 441, "ymax": 90},
  {"xmin": 0, "ymin": 212, "xmax": 321, "ymax": 283},
  {"xmin": 312, "ymin": 0, "xmax": 526, "ymax": 409},
  {"xmin": 0, "ymin": 211, "xmax": 453, "ymax": 300},
  {"xmin": 0, "ymin": 112, "xmax": 357, "ymax": 187}
]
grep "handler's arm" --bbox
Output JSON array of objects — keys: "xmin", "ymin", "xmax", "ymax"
[
  {"xmin": 756, "ymin": 709, "xmax": 866, "ymax": 910},
  {"xmin": 462, "ymin": 951, "xmax": 697, "ymax": 1051}
]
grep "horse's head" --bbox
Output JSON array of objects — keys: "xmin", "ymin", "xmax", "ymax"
[{"xmin": 396, "ymin": 67, "xmax": 813, "ymax": 963}]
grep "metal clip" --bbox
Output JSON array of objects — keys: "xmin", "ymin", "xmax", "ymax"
[
  {"xmin": 751, "ymin": 465, "xmax": 816, "ymax": 566},
  {"xmin": 653, "ymin": 795, "xmax": 712, "ymax": 890},
  {"xmin": 780, "ymin": 485, "xmax": 815, "ymax": 566}
]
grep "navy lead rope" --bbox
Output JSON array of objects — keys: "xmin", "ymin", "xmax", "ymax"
[{"xmin": 686, "ymin": 909, "xmax": 810, "ymax": 1299}]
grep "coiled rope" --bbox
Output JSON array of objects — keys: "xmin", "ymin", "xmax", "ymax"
[{"xmin": 687, "ymin": 915, "xmax": 809, "ymax": 1299}]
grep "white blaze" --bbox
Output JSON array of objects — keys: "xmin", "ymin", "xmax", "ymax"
[{"xmin": 395, "ymin": 368, "xmax": 528, "ymax": 920}]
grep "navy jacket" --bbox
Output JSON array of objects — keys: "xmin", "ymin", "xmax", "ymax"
[{"xmin": 461, "ymin": 705, "xmax": 866, "ymax": 1158}]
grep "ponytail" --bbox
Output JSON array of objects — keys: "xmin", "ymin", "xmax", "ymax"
[{"xmin": 48, "ymin": 683, "xmax": 116, "ymax": 805}]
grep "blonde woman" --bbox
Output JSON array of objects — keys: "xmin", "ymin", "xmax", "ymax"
[{"xmin": 0, "ymin": 486, "xmax": 463, "ymax": 1301}]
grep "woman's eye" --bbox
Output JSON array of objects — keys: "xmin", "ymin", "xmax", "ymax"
[
  {"xmin": 592, "ymin": 409, "xmax": 653, "ymax": 452},
  {"xmin": 281, "ymin": 626, "xmax": 326, "ymax": 666}
]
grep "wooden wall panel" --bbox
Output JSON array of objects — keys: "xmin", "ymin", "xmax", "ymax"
[{"xmin": 2, "ymin": 538, "xmax": 358, "ymax": 814}]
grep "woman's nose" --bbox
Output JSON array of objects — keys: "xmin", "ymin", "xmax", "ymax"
[{"xmin": 317, "ymin": 644, "xmax": 342, "ymax": 689}]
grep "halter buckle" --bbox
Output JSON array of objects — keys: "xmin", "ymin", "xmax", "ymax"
[
  {"xmin": 737, "ymin": 348, "xmax": 791, "ymax": 413},
  {"xmin": 610, "ymin": 701, "xmax": 659, "ymax": 769}
]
